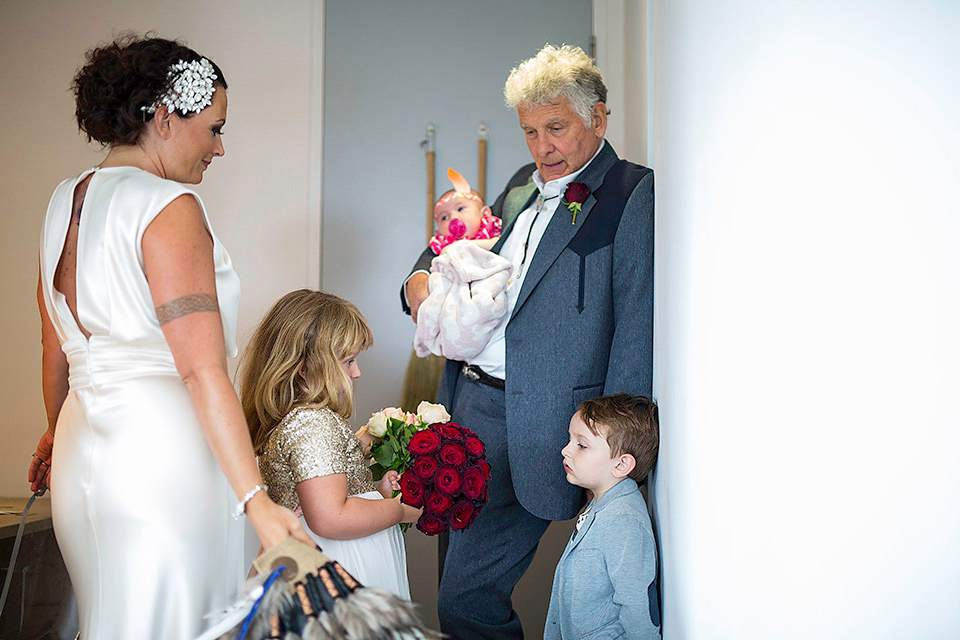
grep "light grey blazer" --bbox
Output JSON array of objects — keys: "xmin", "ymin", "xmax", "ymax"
[{"xmin": 544, "ymin": 479, "xmax": 661, "ymax": 640}]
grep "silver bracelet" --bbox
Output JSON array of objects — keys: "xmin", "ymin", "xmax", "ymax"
[{"xmin": 233, "ymin": 484, "xmax": 268, "ymax": 520}]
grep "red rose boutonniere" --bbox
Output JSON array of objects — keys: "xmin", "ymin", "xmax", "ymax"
[{"xmin": 564, "ymin": 181, "xmax": 590, "ymax": 225}]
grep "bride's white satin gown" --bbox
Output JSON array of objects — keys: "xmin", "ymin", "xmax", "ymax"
[{"xmin": 39, "ymin": 166, "xmax": 244, "ymax": 639}]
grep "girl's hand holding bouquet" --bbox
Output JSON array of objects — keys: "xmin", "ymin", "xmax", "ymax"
[
  {"xmin": 376, "ymin": 469, "xmax": 401, "ymax": 498},
  {"xmin": 375, "ymin": 470, "xmax": 423, "ymax": 525}
]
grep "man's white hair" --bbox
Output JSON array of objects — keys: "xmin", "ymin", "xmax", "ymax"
[{"xmin": 503, "ymin": 44, "xmax": 608, "ymax": 127}]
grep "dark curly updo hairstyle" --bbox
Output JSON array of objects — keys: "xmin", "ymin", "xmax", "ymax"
[{"xmin": 72, "ymin": 33, "xmax": 227, "ymax": 146}]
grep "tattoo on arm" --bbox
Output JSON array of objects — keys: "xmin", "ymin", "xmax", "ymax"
[{"xmin": 156, "ymin": 293, "xmax": 220, "ymax": 325}]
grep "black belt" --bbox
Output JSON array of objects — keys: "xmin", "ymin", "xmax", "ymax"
[{"xmin": 462, "ymin": 364, "xmax": 505, "ymax": 390}]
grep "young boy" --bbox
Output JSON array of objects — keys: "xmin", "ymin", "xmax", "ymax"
[{"xmin": 544, "ymin": 393, "xmax": 661, "ymax": 640}]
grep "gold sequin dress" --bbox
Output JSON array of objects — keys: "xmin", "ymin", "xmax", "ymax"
[{"xmin": 259, "ymin": 405, "xmax": 410, "ymax": 598}]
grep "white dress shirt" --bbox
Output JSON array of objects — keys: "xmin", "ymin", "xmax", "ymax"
[{"xmin": 469, "ymin": 142, "xmax": 605, "ymax": 379}]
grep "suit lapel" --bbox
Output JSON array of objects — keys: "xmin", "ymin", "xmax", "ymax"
[
  {"xmin": 562, "ymin": 480, "xmax": 636, "ymax": 559},
  {"xmin": 510, "ymin": 143, "xmax": 620, "ymax": 319},
  {"xmin": 561, "ymin": 506, "xmax": 596, "ymax": 560},
  {"xmin": 492, "ymin": 182, "xmax": 538, "ymax": 253}
]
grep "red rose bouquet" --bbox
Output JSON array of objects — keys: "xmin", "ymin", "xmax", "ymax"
[{"xmin": 399, "ymin": 421, "xmax": 490, "ymax": 535}]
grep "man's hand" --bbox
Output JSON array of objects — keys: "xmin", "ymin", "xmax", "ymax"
[{"xmin": 405, "ymin": 272, "xmax": 430, "ymax": 322}]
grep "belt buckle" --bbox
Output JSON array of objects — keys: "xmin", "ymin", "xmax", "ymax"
[{"xmin": 463, "ymin": 365, "xmax": 480, "ymax": 382}]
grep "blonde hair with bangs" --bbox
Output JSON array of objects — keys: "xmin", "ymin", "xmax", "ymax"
[
  {"xmin": 503, "ymin": 43, "xmax": 608, "ymax": 127},
  {"xmin": 239, "ymin": 289, "xmax": 373, "ymax": 454}
]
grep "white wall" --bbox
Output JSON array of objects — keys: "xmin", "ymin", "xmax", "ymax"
[
  {"xmin": 0, "ymin": 0, "xmax": 321, "ymax": 497},
  {"xmin": 593, "ymin": 0, "xmax": 649, "ymax": 164},
  {"xmin": 649, "ymin": 2, "xmax": 960, "ymax": 637}
]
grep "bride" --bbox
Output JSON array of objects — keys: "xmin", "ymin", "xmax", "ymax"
[{"xmin": 27, "ymin": 34, "xmax": 311, "ymax": 639}]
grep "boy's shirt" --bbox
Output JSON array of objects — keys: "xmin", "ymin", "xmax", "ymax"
[{"xmin": 544, "ymin": 478, "xmax": 661, "ymax": 640}]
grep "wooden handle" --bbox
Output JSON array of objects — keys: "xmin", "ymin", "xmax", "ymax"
[
  {"xmin": 426, "ymin": 149, "xmax": 435, "ymax": 243},
  {"xmin": 252, "ymin": 536, "xmax": 333, "ymax": 591},
  {"xmin": 477, "ymin": 123, "xmax": 488, "ymax": 202},
  {"xmin": 477, "ymin": 140, "xmax": 487, "ymax": 202}
]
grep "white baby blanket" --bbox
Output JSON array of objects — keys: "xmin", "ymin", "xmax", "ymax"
[{"xmin": 414, "ymin": 240, "xmax": 513, "ymax": 361}]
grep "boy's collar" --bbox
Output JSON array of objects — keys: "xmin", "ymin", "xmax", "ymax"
[{"xmin": 589, "ymin": 477, "xmax": 639, "ymax": 510}]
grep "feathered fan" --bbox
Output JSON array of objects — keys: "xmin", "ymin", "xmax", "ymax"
[{"xmin": 197, "ymin": 538, "xmax": 443, "ymax": 640}]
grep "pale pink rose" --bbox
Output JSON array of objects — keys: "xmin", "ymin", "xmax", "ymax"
[
  {"xmin": 367, "ymin": 412, "xmax": 389, "ymax": 438},
  {"xmin": 405, "ymin": 413, "xmax": 418, "ymax": 425},
  {"xmin": 383, "ymin": 407, "xmax": 406, "ymax": 421},
  {"xmin": 417, "ymin": 401, "xmax": 451, "ymax": 424}
]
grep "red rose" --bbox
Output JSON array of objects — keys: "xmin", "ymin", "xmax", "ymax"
[
  {"xmin": 399, "ymin": 473, "xmax": 425, "ymax": 507},
  {"xmin": 434, "ymin": 465, "xmax": 463, "ymax": 495},
  {"xmin": 411, "ymin": 455, "xmax": 439, "ymax": 481},
  {"xmin": 564, "ymin": 181, "xmax": 590, "ymax": 205},
  {"xmin": 461, "ymin": 465, "xmax": 488, "ymax": 501},
  {"xmin": 438, "ymin": 443, "xmax": 467, "ymax": 467},
  {"xmin": 433, "ymin": 422, "xmax": 464, "ymax": 441},
  {"xmin": 449, "ymin": 499, "xmax": 477, "ymax": 531},
  {"xmin": 463, "ymin": 436, "xmax": 485, "ymax": 458},
  {"xmin": 476, "ymin": 458, "xmax": 491, "ymax": 480},
  {"xmin": 408, "ymin": 429, "xmax": 442, "ymax": 455},
  {"xmin": 424, "ymin": 490, "xmax": 454, "ymax": 515},
  {"xmin": 417, "ymin": 512, "xmax": 448, "ymax": 536}
]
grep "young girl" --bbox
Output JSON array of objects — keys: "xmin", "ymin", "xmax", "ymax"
[{"xmin": 239, "ymin": 289, "xmax": 421, "ymax": 598}]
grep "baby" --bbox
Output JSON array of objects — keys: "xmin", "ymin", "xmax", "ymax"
[
  {"xmin": 545, "ymin": 393, "xmax": 662, "ymax": 639},
  {"xmin": 413, "ymin": 168, "xmax": 511, "ymax": 361},
  {"xmin": 428, "ymin": 168, "xmax": 502, "ymax": 254}
]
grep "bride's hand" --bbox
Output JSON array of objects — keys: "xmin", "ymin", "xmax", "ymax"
[
  {"xmin": 245, "ymin": 491, "xmax": 313, "ymax": 550},
  {"xmin": 28, "ymin": 429, "xmax": 55, "ymax": 495}
]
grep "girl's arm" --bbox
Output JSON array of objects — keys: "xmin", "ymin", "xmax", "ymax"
[
  {"xmin": 143, "ymin": 194, "xmax": 312, "ymax": 550},
  {"xmin": 296, "ymin": 472, "xmax": 421, "ymax": 540},
  {"xmin": 29, "ymin": 275, "xmax": 68, "ymax": 494}
]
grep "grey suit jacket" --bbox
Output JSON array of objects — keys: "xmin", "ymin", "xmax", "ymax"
[{"xmin": 405, "ymin": 143, "xmax": 654, "ymax": 521}]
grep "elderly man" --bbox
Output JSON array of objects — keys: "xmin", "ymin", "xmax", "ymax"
[{"xmin": 402, "ymin": 44, "xmax": 654, "ymax": 638}]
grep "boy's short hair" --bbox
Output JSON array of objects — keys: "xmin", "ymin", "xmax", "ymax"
[{"xmin": 578, "ymin": 393, "xmax": 659, "ymax": 483}]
